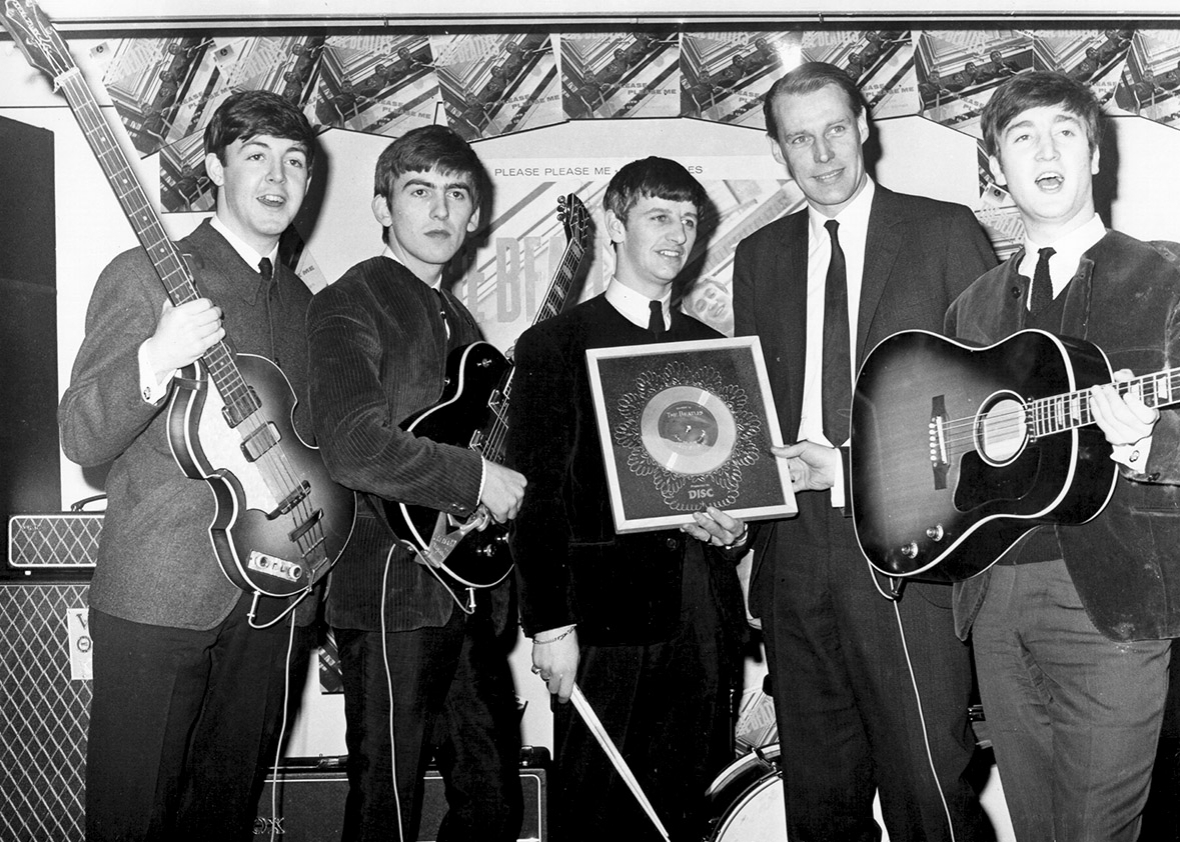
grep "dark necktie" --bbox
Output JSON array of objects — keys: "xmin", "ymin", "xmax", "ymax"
[
  {"xmin": 822, "ymin": 219, "xmax": 851, "ymax": 446},
  {"xmin": 1029, "ymin": 246, "xmax": 1055, "ymax": 315},
  {"xmin": 258, "ymin": 257, "xmax": 273, "ymax": 283},
  {"xmin": 648, "ymin": 299, "xmax": 666, "ymax": 338}
]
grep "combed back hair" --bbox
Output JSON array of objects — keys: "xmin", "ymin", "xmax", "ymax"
[
  {"xmin": 981, "ymin": 71, "xmax": 1103, "ymax": 158},
  {"xmin": 763, "ymin": 61, "xmax": 866, "ymax": 141},
  {"xmin": 203, "ymin": 89, "xmax": 317, "ymax": 169},
  {"xmin": 374, "ymin": 124, "xmax": 491, "ymax": 212},
  {"xmin": 602, "ymin": 156, "xmax": 708, "ymax": 222}
]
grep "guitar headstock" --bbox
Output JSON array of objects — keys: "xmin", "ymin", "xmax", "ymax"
[
  {"xmin": 0, "ymin": 0, "xmax": 75, "ymax": 82},
  {"xmin": 558, "ymin": 193, "xmax": 591, "ymax": 248}
]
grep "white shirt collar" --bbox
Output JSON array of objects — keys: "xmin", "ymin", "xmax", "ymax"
[
  {"xmin": 210, "ymin": 215, "xmax": 278, "ymax": 273},
  {"xmin": 806, "ymin": 176, "xmax": 875, "ymax": 242},
  {"xmin": 605, "ymin": 276, "xmax": 670, "ymax": 331},
  {"xmin": 1020, "ymin": 213, "xmax": 1106, "ymax": 295}
]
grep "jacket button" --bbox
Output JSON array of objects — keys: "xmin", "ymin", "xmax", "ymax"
[
  {"xmin": 1010, "ymin": 286, "xmax": 1021, "ymax": 299},
  {"xmin": 665, "ymin": 537, "xmax": 678, "ymax": 549}
]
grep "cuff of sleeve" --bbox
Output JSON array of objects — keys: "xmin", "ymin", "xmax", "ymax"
[
  {"xmin": 477, "ymin": 457, "xmax": 488, "ymax": 508},
  {"xmin": 830, "ymin": 446, "xmax": 848, "ymax": 512},
  {"xmin": 137, "ymin": 340, "xmax": 176, "ymax": 405},
  {"xmin": 1113, "ymin": 436, "xmax": 1153, "ymax": 473}
]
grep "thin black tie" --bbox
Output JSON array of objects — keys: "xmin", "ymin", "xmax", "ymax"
[
  {"xmin": 259, "ymin": 257, "xmax": 277, "ymax": 364},
  {"xmin": 648, "ymin": 300, "xmax": 666, "ymax": 338},
  {"xmin": 822, "ymin": 219, "xmax": 851, "ymax": 446},
  {"xmin": 1029, "ymin": 247, "xmax": 1055, "ymax": 315}
]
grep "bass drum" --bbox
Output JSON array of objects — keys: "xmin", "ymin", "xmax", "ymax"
[{"xmin": 704, "ymin": 744, "xmax": 788, "ymax": 840}]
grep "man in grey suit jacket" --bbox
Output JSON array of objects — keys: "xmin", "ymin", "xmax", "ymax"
[
  {"xmin": 732, "ymin": 62, "xmax": 997, "ymax": 841},
  {"xmin": 59, "ymin": 91, "xmax": 322, "ymax": 842}
]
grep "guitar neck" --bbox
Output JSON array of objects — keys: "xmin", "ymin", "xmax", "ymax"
[
  {"xmin": 54, "ymin": 71, "xmax": 259, "ymax": 425},
  {"xmin": 1032, "ymin": 368, "xmax": 1180, "ymax": 438},
  {"xmin": 477, "ymin": 196, "xmax": 588, "ymax": 464}
]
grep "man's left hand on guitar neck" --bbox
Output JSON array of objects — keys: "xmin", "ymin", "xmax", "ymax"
[{"xmin": 1091, "ymin": 368, "xmax": 1160, "ymax": 469}]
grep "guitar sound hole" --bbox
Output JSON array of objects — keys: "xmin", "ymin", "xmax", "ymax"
[{"xmin": 976, "ymin": 395, "xmax": 1027, "ymax": 466}]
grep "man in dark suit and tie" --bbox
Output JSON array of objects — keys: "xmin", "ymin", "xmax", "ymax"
[
  {"xmin": 508, "ymin": 157, "xmax": 749, "ymax": 842},
  {"xmin": 732, "ymin": 62, "xmax": 998, "ymax": 841}
]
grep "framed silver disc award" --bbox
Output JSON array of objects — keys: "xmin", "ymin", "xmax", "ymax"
[{"xmin": 586, "ymin": 335, "xmax": 795, "ymax": 534}]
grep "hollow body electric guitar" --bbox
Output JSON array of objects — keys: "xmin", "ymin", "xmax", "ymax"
[
  {"xmin": 385, "ymin": 194, "xmax": 591, "ymax": 589},
  {"xmin": 1, "ymin": 0, "xmax": 356, "ymax": 597},
  {"xmin": 850, "ymin": 328, "xmax": 1179, "ymax": 582}
]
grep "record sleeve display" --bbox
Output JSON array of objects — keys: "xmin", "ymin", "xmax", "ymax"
[{"xmin": 587, "ymin": 336, "xmax": 795, "ymax": 533}]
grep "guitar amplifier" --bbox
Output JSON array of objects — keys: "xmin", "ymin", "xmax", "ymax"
[
  {"xmin": 2, "ymin": 513, "xmax": 101, "ymax": 842},
  {"xmin": 256, "ymin": 748, "xmax": 550, "ymax": 842}
]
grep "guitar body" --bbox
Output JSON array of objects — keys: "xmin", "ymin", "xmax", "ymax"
[
  {"xmin": 389, "ymin": 341, "xmax": 514, "ymax": 588},
  {"xmin": 851, "ymin": 329, "xmax": 1116, "ymax": 581},
  {"xmin": 168, "ymin": 353, "xmax": 357, "ymax": 597}
]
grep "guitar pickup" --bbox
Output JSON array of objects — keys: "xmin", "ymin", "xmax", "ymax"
[
  {"xmin": 240, "ymin": 421, "xmax": 282, "ymax": 462},
  {"xmin": 929, "ymin": 395, "xmax": 949, "ymax": 490}
]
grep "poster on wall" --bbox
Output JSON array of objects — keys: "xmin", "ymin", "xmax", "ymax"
[
  {"xmin": 560, "ymin": 30, "xmax": 681, "ymax": 120},
  {"xmin": 445, "ymin": 169, "xmax": 805, "ymax": 350},
  {"xmin": 800, "ymin": 29, "xmax": 918, "ymax": 120},
  {"xmin": 305, "ymin": 34, "xmax": 438, "ymax": 136},
  {"xmin": 433, "ymin": 32, "xmax": 564, "ymax": 141},
  {"xmin": 680, "ymin": 30, "xmax": 796, "ymax": 128}
]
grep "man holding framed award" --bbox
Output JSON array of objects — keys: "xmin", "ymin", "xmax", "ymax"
[{"xmin": 507, "ymin": 157, "xmax": 749, "ymax": 842}]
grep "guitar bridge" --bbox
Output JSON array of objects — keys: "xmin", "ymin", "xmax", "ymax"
[{"xmin": 929, "ymin": 395, "xmax": 949, "ymax": 490}]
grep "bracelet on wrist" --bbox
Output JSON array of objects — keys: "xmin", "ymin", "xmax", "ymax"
[{"xmin": 533, "ymin": 627, "xmax": 575, "ymax": 645}]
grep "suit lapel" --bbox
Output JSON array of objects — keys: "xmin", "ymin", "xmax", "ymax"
[{"xmin": 858, "ymin": 188, "xmax": 903, "ymax": 365}]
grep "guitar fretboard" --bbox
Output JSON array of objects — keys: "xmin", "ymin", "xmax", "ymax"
[{"xmin": 1030, "ymin": 368, "xmax": 1180, "ymax": 438}]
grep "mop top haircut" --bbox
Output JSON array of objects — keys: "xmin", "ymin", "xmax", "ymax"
[
  {"xmin": 602, "ymin": 156, "xmax": 708, "ymax": 223},
  {"xmin": 373, "ymin": 124, "xmax": 491, "ymax": 214},
  {"xmin": 203, "ymin": 89, "xmax": 318, "ymax": 170},
  {"xmin": 981, "ymin": 70, "xmax": 1103, "ymax": 159}
]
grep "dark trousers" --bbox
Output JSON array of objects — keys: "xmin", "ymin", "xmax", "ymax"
[
  {"xmin": 335, "ymin": 598, "xmax": 522, "ymax": 842},
  {"xmin": 553, "ymin": 544, "xmax": 739, "ymax": 842},
  {"xmin": 85, "ymin": 594, "xmax": 313, "ymax": 842},
  {"xmin": 757, "ymin": 493, "xmax": 992, "ymax": 842}
]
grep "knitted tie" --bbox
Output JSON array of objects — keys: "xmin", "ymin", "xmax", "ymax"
[
  {"xmin": 258, "ymin": 257, "xmax": 273, "ymax": 282},
  {"xmin": 822, "ymin": 219, "xmax": 851, "ymax": 445},
  {"xmin": 648, "ymin": 299, "xmax": 666, "ymax": 338},
  {"xmin": 1029, "ymin": 247, "xmax": 1055, "ymax": 315}
]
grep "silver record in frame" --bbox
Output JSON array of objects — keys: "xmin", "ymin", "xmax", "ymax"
[{"xmin": 586, "ymin": 335, "xmax": 796, "ymax": 534}]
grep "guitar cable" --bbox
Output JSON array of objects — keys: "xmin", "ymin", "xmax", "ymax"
[
  {"xmin": 381, "ymin": 540, "xmax": 409, "ymax": 842},
  {"xmin": 265, "ymin": 609, "xmax": 298, "ymax": 842},
  {"xmin": 869, "ymin": 566, "xmax": 958, "ymax": 842},
  {"xmin": 377, "ymin": 532, "xmax": 482, "ymax": 842}
]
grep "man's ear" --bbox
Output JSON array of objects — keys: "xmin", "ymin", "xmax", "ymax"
[
  {"xmin": 205, "ymin": 152, "xmax": 225, "ymax": 187},
  {"xmin": 988, "ymin": 153, "xmax": 1007, "ymax": 187},
  {"xmin": 769, "ymin": 135, "xmax": 787, "ymax": 168},
  {"xmin": 466, "ymin": 206, "xmax": 482, "ymax": 233},
  {"xmin": 1090, "ymin": 145, "xmax": 1101, "ymax": 176},
  {"xmin": 371, "ymin": 194, "xmax": 392, "ymax": 226},
  {"xmin": 605, "ymin": 209, "xmax": 627, "ymax": 245}
]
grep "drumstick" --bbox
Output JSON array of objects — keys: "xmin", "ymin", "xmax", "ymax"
[{"xmin": 570, "ymin": 682, "xmax": 671, "ymax": 842}]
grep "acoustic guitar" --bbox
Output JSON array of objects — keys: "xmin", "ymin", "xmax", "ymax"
[{"xmin": 850, "ymin": 328, "xmax": 1173, "ymax": 582}]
